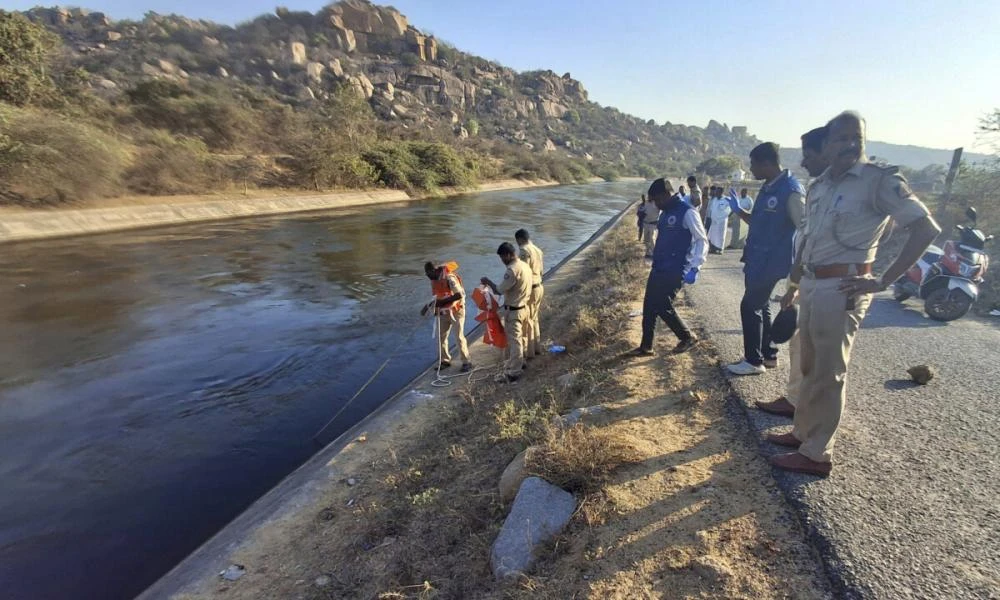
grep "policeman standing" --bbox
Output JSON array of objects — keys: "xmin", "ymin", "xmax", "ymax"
[
  {"xmin": 515, "ymin": 228, "xmax": 545, "ymax": 358},
  {"xmin": 421, "ymin": 262, "xmax": 472, "ymax": 372},
  {"xmin": 631, "ymin": 178, "xmax": 708, "ymax": 356},
  {"xmin": 481, "ymin": 242, "xmax": 533, "ymax": 383},
  {"xmin": 726, "ymin": 142, "xmax": 805, "ymax": 376},
  {"xmin": 757, "ymin": 125, "xmax": 830, "ymax": 418},
  {"xmin": 640, "ymin": 192, "xmax": 661, "ymax": 258},
  {"xmin": 768, "ymin": 111, "xmax": 940, "ymax": 476}
]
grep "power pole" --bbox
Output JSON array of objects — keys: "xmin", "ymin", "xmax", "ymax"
[{"xmin": 938, "ymin": 147, "xmax": 963, "ymax": 216}]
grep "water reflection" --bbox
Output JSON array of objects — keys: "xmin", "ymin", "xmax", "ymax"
[{"xmin": 0, "ymin": 181, "xmax": 641, "ymax": 600}]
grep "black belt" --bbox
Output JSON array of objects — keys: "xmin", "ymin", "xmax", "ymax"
[
  {"xmin": 503, "ymin": 305, "xmax": 524, "ymax": 310},
  {"xmin": 532, "ymin": 284, "xmax": 541, "ymax": 289}
]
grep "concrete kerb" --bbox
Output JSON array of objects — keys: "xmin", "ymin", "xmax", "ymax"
[
  {"xmin": 0, "ymin": 179, "xmax": 564, "ymax": 245},
  {"xmin": 138, "ymin": 195, "xmax": 641, "ymax": 600},
  {"xmin": 680, "ymin": 287, "xmax": 865, "ymax": 600}
]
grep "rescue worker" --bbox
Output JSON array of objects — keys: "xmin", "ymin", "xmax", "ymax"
[
  {"xmin": 515, "ymin": 228, "xmax": 545, "ymax": 358},
  {"xmin": 631, "ymin": 178, "xmax": 708, "ymax": 356},
  {"xmin": 641, "ymin": 191, "xmax": 661, "ymax": 258},
  {"xmin": 421, "ymin": 261, "xmax": 472, "ymax": 372},
  {"xmin": 481, "ymin": 242, "xmax": 533, "ymax": 382},
  {"xmin": 768, "ymin": 111, "xmax": 939, "ymax": 476},
  {"xmin": 726, "ymin": 142, "xmax": 805, "ymax": 376},
  {"xmin": 757, "ymin": 125, "xmax": 830, "ymax": 418}
]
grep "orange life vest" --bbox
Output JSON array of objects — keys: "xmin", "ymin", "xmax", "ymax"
[
  {"xmin": 471, "ymin": 285, "xmax": 507, "ymax": 349},
  {"xmin": 431, "ymin": 261, "xmax": 463, "ymax": 313}
]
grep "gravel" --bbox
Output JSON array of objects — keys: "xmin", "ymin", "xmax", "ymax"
[{"xmin": 687, "ymin": 254, "xmax": 1000, "ymax": 600}]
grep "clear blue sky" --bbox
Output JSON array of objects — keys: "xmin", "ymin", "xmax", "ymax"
[{"xmin": 10, "ymin": 0, "xmax": 1000, "ymax": 151}]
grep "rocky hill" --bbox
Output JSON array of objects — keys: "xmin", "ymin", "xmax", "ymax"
[{"xmin": 22, "ymin": 1, "xmax": 758, "ymax": 177}]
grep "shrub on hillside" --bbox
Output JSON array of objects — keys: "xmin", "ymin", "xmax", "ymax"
[
  {"xmin": 596, "ymin": 165, "xmax": 620, "ymax": 182},
  {"xmin": 361, "ymin": 141, "xmax": 477, "ymax": 193},
  {"xmin": 124, "ymin": 130, "xmax": 222, "ymax": 195},
  {"xmin": 0, "ymin": 105, "xmax": 127, "ymax": 202}
]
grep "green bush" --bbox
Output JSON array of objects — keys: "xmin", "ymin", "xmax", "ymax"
[
  {"xmin": 123, "ymin": 130, "xmax": 222, "ymax": 195},
  {"xmin": 0, "ymin": 105, "xmax": 127, "ymax": 202},
  {"xmin": 400, "ymin": 52, "xmax": 421, "ymax": 66},
  {"xmin": 0, "ymin": 11, "xmax": 57, "ymax": 106},
  {"xmin": 360, "ymin": 141, "xmax": 478, "ymax": 193},
  {"xmin": 596, "ymin": 165, "xmax": 620, "ymax": 182}
]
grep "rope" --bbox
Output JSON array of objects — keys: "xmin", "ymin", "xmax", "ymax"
[{"xmin": 312, "ymin": 299, "xmax": 502, "ymax": 444}]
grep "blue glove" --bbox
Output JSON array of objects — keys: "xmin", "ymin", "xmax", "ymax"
[
  {"xmin": 683, "ymin": 268, "xmax": 699, "ymax": 285},
  {"xmin": 726, "ymin": 196, "xmax": 740, "ymax": 213}
]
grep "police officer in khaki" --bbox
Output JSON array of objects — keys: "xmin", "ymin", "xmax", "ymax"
[
  {"xmin": 515, "ymin": 228, "xmax": 544, "ymax": 357},
  {"xmin": 757, "ymin": 125, "xmax": 831, "ymax": 418},
  {"xmin": 481, "ymin": 242, "xmax": 532, "ymax": 382},
  {"xmin": 767, "ymin": 111, "xmax": 940, "ymax": 477}
]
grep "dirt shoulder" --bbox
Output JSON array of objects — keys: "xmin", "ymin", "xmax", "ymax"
[{"xmin": 172, "ymin": 220, "xmax": 832, "ymax": 600}]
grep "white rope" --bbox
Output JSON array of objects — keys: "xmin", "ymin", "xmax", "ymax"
[{"xmin": 429, "ymin": 305, "xmax": 504, "ymax": 387}]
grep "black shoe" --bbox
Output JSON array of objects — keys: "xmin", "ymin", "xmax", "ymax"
[
  {"xmin": 495, "ymin": 373, "xmax": 520, "ymax": 383},
  {"xmin": 522, "ymin": 363, "xmax": 528, "ymax": 370},
  {"xmin": 439, "ymin": 361, "xmax": 451, "ymax": 370},
  {"xmin": 629, "ymin": 347, "xmax": 654, "ymax": 357},
  {"xmin": 672, "ymin": 337, "xmax": 699, "ymax": 354},
  {"xmin": 460, "ymin": 363, "xmax": 472, "ymax": 373}
]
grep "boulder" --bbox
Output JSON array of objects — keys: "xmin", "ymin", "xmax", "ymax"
[
  {"xmin": 306, "ymin": 61, "xmax": 326, "ymax": 83},
  {"xmin": 106, "ymin": 31, "xmax": 122, "ymax": 42},
  {"xmin": 544, "ymin": 138, "xmax": 557, "ymax": 152},
  {"xmin": 157, "ymin": 59, "xmax": 177, "ymax": 74},
  {"xmin": 328, "ymin": 58, "xmax": 345, "ymax": 78},
  {"xmin": 202, "ymin": 36, "xmax": 220, "ymax": 47},
  {"xmin": 95, "ymin": 78, "xmax": 117, "ymax": 90},
  {"xmin": 357, "ymin": 73, "xmax": 375, "ymax": 98},
  {"xmin": 499, "ymin": 447, "xmax": 536, "ymax": 503},
  {"xmin": 290, "ymin": 42, "xmax": 307, "ymax": 65},
  {"xmin": 457, "ymin": 126, "xmax": 469, "ymax": 139},
  {"xmin": 538, "ymin": 99, "xmax": 568, "ymax": 119},
  {"xmin": 327, "ymin": 0, "xmax": 408, "ymax": 37},
  {"xmin": 490, "ymin": 477, "xmax": 576, "ymax": 580},
  {"xmin": 553, "ymin": 405, "xmax": 606, "ymax": 429},
  {"xmin": 216, "ymin": 66, "xmax": 229, "ymax": 78},
  {"xmin": 375, "ymin": 81, "xmax": 394, "ymax": 100},
  {"xmin": 331, "ymin": 25, "xmax": 357, "ymax": 53},
  {"xmin": 141, "ymin": 63, "xmax": 160, "ymax": 77}
]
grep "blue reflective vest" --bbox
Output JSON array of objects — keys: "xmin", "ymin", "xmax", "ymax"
[
  {"xmin": 741, "ymin": 170, "xmax": 804, "ymax": 281},
  {"xmin": 652, "ymin": 199, "xmax": 693, "ymax": 275}
]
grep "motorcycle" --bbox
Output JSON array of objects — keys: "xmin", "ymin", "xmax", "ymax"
[{"xmin": 893, "ymin": 207, "xmax": 993, "ymax": 321}]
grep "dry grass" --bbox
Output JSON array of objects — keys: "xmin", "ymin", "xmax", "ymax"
[
  {"xmin": 187, "ymin": 219, "xmax": 832, "ymax": 600},
  {"xmin": 528, "ymin": 424, "xmax": 645, "ymax": 495}
]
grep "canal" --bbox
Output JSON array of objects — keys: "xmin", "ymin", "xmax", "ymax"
[{"xmin": 0, "ymin": 181, "xmax": 642, "ymax": 599}]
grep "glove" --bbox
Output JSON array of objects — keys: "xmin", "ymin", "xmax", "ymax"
[
  {"xmin": 726, "ymin": 196, "xmax": 740, "ymax": 213},
  {"xmin": 683, "ymin": 268, "xmax": 699, "ymax": 285}
]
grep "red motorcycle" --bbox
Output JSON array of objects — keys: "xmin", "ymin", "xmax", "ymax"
[{"xmin": 893, "ymin": 207, "xmax": 993, "ymax": 321}]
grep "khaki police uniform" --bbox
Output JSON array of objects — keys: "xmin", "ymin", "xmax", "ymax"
[
  {"xmin": 519, "ymin": 241, "xmax": 545, "ymax": 357},
  {"xmin": 497, "ymin": 257, "xmax": 533, "ymax": 376},
  {"xmin": 437, "ymin": 273, "xmax": 471, "ymax": 366},
  {"xmin": 792, "ymin": 159, "xmax": 930, "ymax": 463},
  {"xmin": 641, "ymin": 197, "xmax": 661, "ymax": 256}
]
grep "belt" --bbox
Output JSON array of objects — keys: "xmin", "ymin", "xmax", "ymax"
[
  {"xmin": 805, "ymin": 263, "xmax": 873, "ymax": 279},
  {"xmin": 644, "ymin": 221, "xmax": 658, "ymax": 225},
  {"xmin": 503, "ymin": 305, "xmax": 524, "ymax": 311}
]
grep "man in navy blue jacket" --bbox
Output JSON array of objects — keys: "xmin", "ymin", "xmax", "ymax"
[
  {"xmin": 727, "ymin": 142, "xmax": 805, "ymax": 375},
  {"xmin": 631, "ymin": 178, "xmax": 708, "ymax": 356}
]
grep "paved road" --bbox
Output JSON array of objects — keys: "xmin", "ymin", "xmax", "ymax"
[{"xmin": 686, "ymin": 253, "xmax": 1000, "ymax": 600}]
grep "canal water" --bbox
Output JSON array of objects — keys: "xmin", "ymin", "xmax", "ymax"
[{"xmin": 0, "ymin": 181, "xmax": 641, "ymax": 599}]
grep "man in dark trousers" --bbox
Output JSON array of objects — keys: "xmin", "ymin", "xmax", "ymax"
[
  {"xmin": 631, "ymin": 178, "xmax": 708, "ymax": 356},
  {"xmin": 727, "ymin": 142, "xmax": 805, "ymax": 375}
]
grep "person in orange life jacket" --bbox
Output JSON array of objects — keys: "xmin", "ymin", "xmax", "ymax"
[
  {"xmin": 421, "ymin": 262, "xmax": 472, "ymax": 372},
  {"xmin": 726, "ymin": 142, "xmax": 806, "ymax": 376},
  {"xmin": 630, "ymin": 178, "xmax": 708, "ymax": 357},
  {"xmin": 515, "ymin": 228, "xmax": 545, "ymax": 358},
  {"xmin": 481, "ymin": 242, "xmax": 532, "ymax": 382},
  {"xmin": 757, "ymin": 125, "xmax": 830, "ymax": 418}
]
